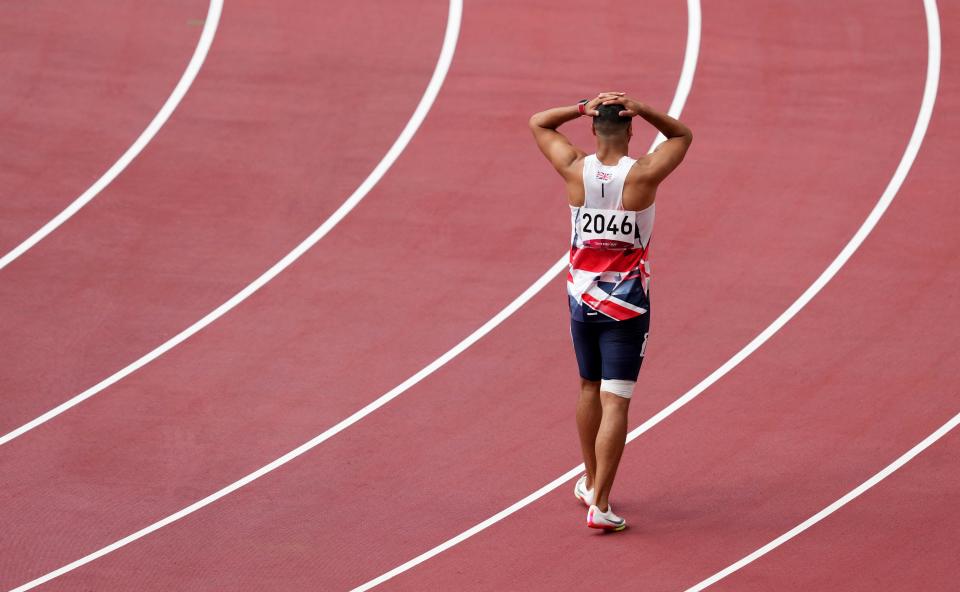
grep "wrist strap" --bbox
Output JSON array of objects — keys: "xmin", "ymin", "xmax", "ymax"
[{"xmin": 577, "ymin": 99, "xmax": 588, "ymax": 115}]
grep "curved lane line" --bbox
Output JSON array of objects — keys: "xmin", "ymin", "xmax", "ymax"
[
  {"xmin": 0, "ymin": 0, "xmax": 463, "ymax": 447},
  {"xmin": 351, "ymin": 0, "xmax": 699, "ymax": 585},
  {"xmin": 11, "ymin": 0, "xmax": 684, "ymax": 587},
  {"xmin": 686, "ymin": 1, "xmax": 942, "ymax": 588},
  {"xmin": 6, "ymin": 1, "xmax": 464, "ymax": 588},
  {"xmin": 353, "ymin": 0, "xmax": 940, "ymax": 587},
  {"xmin": 0, "ymin": 0, "xmax": 224, "ymax": 272},
  {"xmin": 687, "ymin": 408, "xmax": 958, "ymax": 590}
]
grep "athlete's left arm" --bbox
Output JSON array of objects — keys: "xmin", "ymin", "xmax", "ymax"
[
  {"xmin": 528, "ymin": 93, "xmax": 621, "ymax": 177},
  {"xmin": 611, "ymin": 97, "xmax": 693, "ymax": 185}
]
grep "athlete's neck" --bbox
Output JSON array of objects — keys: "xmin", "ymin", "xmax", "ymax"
[{"xmin": 595, "ymin": 138, "xmax": 629, "ymax": 165}]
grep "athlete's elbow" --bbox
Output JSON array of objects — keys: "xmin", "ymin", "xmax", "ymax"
[
  {"xmin": 673, "ymin": 127, "xmax": 693, "ymax": 146},
  {"xmin": 672, "ymin": 122, "xmax": 693, "ymax": 142},
  {"xmin": 528, "ymin": 113, "xmax": 545, "ymax": 129}
]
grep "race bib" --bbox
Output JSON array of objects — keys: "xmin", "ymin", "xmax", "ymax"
[{"xmin": 576, "ymin": 208, "xmax": 638, "ymax": 249}]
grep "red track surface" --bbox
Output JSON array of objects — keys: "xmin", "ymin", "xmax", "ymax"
[
  {"xmin": 0, "ymin": 0, "xmax": 201, "ymax": 255},
  {"xmin": 715, "ymin": 432, "xmax": 960, "ymax": 591},
  {"xmin": 0, "ymin": 0, "xmax": 445, "ymax": 428},
  {"xmin": 2, "ymin": 0, "xmax": 956, "ymax": 590}
]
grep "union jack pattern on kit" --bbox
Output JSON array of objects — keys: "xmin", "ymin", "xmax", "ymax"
[{"xmin": 568, "ymin": 154, "xmax": 654, "ymax": 322}]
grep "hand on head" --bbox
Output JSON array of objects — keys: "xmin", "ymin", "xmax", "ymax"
[
  {"xmin": 583, "ymin": 91, "xmax": 625, "ymax": 116},
  {"xmin": 601, "ymin": 94, "xmax": 643, "ymax": 118}
]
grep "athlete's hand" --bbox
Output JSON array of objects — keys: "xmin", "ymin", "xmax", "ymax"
[
  {"xmin": 583, "ymin": 91, "xmax": 625, "ymax": 116},
  {"xmin": 603, "ymin": 95, "xmax": 646, "ymax": 118}
]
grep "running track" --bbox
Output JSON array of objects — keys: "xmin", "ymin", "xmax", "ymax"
[
  {"xmin": 2, "ymin": 0, "xmax": 957, "ymax": 590},
  {"xmin": 0, "ymin": 0, "xmax": 202, "ymax": 257}
]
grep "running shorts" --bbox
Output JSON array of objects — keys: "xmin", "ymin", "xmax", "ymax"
[{"xmin": 570, "ymin": 313, "xmax": 650, "ymax": 382}]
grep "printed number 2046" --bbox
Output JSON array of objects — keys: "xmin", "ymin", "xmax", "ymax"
[{"xmin": 581, "ymin": 212, "xmax": 634, "ymax": 235}]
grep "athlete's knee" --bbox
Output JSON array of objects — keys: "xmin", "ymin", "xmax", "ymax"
[
  {"xmin": 580, "ymin": 377, "xmax": 601, "ymax": 392},
  {"xmin": 600, "ymin": 379, "xmax": 635, "ymax": 400}
]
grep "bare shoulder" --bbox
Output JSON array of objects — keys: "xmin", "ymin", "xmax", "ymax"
[
  {"xmin": 627, "ymin": 153, "xmax": 656, "ymax": 177},
  {"xmin": 624, "ymin": 154, "xmax": 662, "ymax": 187},
  {"xmin": 621, "ymin": 155, "xmax": 659, "ymax": 210},
  {"xmin": 564, "ymin": 155, "xmax": 588, "ymax": 206},
  {"xmin": 557, "ymin": 150, "xmax": 588, "ymax": 177}
]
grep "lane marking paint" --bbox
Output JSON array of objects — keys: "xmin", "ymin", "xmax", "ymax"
[
  {"xmin": 20, "ymin": 0, "xmax": 939, "ymax": 583},
  {"xmin": 0, "ymin": 0, "xmax": 463, "ymax": 447},
  {"xmin": 353, "ymin": 0, "xmax": 941, "ymax": 588},
  {"xmin": 687, "ymin": 410, "xmax": 957, "ymax": 590},
  {"xmin": 8, "ymin": 1, "xmax": 693, "ymax": 588},
  {"xmin": 687, "ymin": 2, "xmax": 942, "ymax": 587},
  {"xmin": 0, "ymin": 0, "xmax": 224, "ymax": 272},
  {"xmin": 5, "ymin": 2, "xmax": 463, "ymax": 587}
]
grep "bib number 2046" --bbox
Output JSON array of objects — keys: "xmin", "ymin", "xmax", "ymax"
[{"xmin": 578, "ymin": 209, "xmax": 637, "ymax": 247}]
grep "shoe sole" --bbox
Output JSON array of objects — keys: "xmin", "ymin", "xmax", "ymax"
[
  {"xmin": 587, "ymin": 522, "xmax": 627, "ymax": 532},
  {"xmin": 587, "ymin": 508, "xmax": 626, "ymax": 531},
  {"xmin": 587, "ymin": 520, "xmax": 627, "ymax": 531}
]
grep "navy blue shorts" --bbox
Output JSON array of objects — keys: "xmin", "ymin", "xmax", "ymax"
[{"xmin": 570, "ymin": 313, "xmax": 650, "ymax": 382}]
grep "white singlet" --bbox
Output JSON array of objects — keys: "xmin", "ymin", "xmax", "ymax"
[{"xmin": 567, "ymin": 154, "xmax": 654, "ymax": 322}]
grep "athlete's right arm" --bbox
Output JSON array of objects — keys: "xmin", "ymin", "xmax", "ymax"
[{"xmin": 528, "ymin": 93, "xmax": 621, "ymax": 177}]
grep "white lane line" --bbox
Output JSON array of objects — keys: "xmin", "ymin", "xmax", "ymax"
[
  {"xmin": 5, "ymin": 2, "xmax": 463, "ymax": 588},
  {"xmin": 0, "ymin": 0, "xmax": 224, "ymax": 272},
  {"xmin": 9, "ymin": 0, "xmax": 676, "ymax": 586},
  {"xmin": 687, "ymin": 410, "xmax": 959, "ymax": 591},
  {"xmin": 0, "ymin": 0, "xmax": 463, "ymax": 447},
  {"xmin": 353, "ymin": 0, "xmax": 941, "ymax": 587},
  {"xmin": 687, "ymin": 2, "xmax": 942, "ymax": 587}
]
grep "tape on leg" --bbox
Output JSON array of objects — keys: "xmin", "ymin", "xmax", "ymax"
[{"xmin": 600, "ymin": 379, "xmax": 636, "ymax": 399}]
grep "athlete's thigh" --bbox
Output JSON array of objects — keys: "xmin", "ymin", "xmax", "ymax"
[
  {"xmin": 570, "ymin": 319, "xmax": 603, "ymax": 381},
  {"xmin": 598, "ymin": 313, "xmax": 650, "ymax": 381}
]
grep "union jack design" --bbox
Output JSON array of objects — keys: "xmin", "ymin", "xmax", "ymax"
[{"xmin": 568, "ymin": 154, "xmax": 654, "ymax": 322}]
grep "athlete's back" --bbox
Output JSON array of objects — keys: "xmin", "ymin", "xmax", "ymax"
[{"xmin": 568, "ymin": 154, "xmax": 654, "ymax": 321}]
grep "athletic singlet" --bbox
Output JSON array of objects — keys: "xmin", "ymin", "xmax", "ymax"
[{"xmin": 568, "ymin": 154, "xmax": 654, "ymax": 322}]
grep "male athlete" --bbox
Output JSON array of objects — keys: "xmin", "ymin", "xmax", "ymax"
[{"xmin": 529, "ymin": 92, "xmax": 692, "ymax": 530}]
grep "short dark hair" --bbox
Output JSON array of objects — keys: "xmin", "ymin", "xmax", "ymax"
[{"xmin": 593, "ymin": 103, "xmax": 631, "ymax": 137}]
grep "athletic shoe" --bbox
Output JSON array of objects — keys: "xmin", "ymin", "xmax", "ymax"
[
  {"xmin": 574, "ymin": 475, "xmax": 594, "ymax": 507},
  {"xmin": 587, "ymin": 504, "xmax": 626, "ymax": 531}
]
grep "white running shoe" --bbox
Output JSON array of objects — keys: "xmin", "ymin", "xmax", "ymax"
[
  {"xmin": 587, "ymin": 504, "xmax": 626, "ymax": 531},
  {"xmin": 574, "ymin": 475, "xmax": 594, "ymax": 507}
]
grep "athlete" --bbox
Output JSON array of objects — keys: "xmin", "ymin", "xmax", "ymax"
[{"xmin": 529, "ymin": 92, "xmax": 692, "ymax": 530}]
